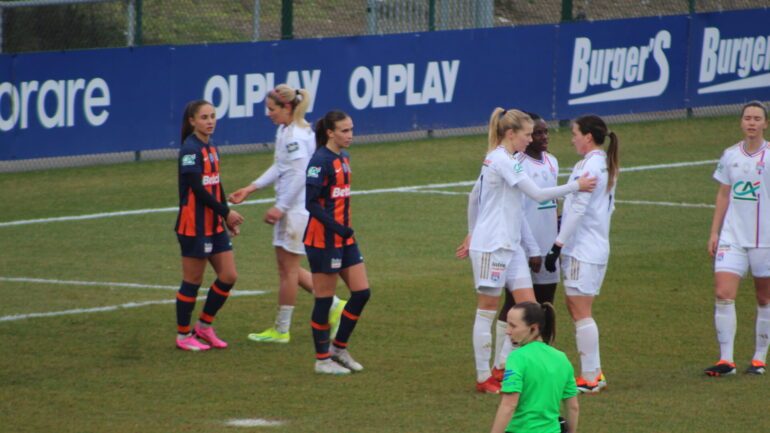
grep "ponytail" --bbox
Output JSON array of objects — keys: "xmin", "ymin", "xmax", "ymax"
[
  {"xmin": 512, "ymin": 301, "xmax": 557, "ymax": 345},
  {"xmin": 180, "ymin": 99, "xmax": 212, "ymax": 145},
  {"xmin": 487, "ymin": 107, "xmax": 533, "ymax": 154},
  {"xmin": 574, "ymin": 114, "xmax": 620, "ymax": 192},
  {"xmin": 314, "ymin": 110, "xmax": 349, "ymax": 151},
  {"xmin": 606, "ymin": 131, "xmax": 619, "ymax": 191},
  {"xmin": 267, "ymin": 84, "xmax": 311, "ymax": 128}
]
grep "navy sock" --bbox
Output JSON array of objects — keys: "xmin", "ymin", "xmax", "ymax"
[
  {"xmin": 200, "ymin": 279, "xmax": 233, "ymax": 324},
  {"xmin": 333, "ymin": 289, "xmax": 370, "ymax": 349},
  {"xmin": 176, "ymin": 281, "xmax": 200, "ymax": 335},
  {"xmin": 311, "ymin": 296, "xmax": 334, "ymax": 359}
]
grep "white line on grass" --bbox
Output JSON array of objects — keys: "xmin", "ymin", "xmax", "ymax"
[
  {"xmin": 0, "ymin": 277, "xmax": 179, "ymax": 290},
  {"xmin": 0, "ymin": 160, "xmax": 717, "ymax": 228},
  {"xmin": 615, "ymin": 200, "xmax": 715, "ymax": 208},
  {"xmin": 225, "ymin": 419, "xmax": 286, "ymax": 427},
  {"xmin": 0, "ymin": 290, "xmax": 266, "ymax": 322}
]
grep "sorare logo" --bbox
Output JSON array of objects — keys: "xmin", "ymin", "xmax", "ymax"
[
  {"xmin": 567, "ymin": 30, "xmax": 672, "ymax": 105},
  {"xmin": 697, "ymin": 27, "xmax": 770, "ymax": 95}
]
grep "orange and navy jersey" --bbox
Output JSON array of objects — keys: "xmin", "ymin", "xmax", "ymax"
[
  {"xmin": 175, "ymin": 134, "xmax": 227, "ymax": 237},
  {"xmin": 304, "ymin": 146, "xmax": 354, "ymax": 249}
]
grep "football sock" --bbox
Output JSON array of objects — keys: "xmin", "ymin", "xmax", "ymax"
[
  {"xmin": 498, "ymin": 337, "xmax": 515, "ymax": 370},
  {"xmin": 714, "ymin": 298, "xmax": 736, "ymax": 363},
  {"xmin": 199, "ymin": 280, "xmax": 233, "ymax": 324},
  {"xmin": 331, "ymin": 295, "xmax": 342, "ymax": 311},
  {"xmin": 176, "ymin": 281, "xmax": 200, "ymax": 335},
  {"xmin": 275, "ymin": 305, "xmax": 294, "ymax": 334},
  {"xmin": 474, "ymin": 309, "xmax": 496, "ymax": 382},
  {"xmin": 311, "ymin": 296, "xmax": 333, "ymax": 359},
  {"xmin": 333, "ymin": 289, "xmax": 370, "ymax": 348},
  {"xmin": 575, "ymin": 317, "xmax": 601, "ymax": 378},
  {"xmin": 494, "ymin": 320, "xmax": 507, "ymax": 369},
  {"xmin": 753, "ymin": 303, "xmax": 770, "ymax": 362}
]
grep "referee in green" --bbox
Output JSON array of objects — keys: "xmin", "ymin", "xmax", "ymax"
[{"xmin": 490, "ymin": 302, "xmax": 579, "ymax": 433}]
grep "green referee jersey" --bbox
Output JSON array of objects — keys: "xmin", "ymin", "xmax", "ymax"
[{"xmin": 501, "ymin": 341, "xmax": 578, "ymax": 433}]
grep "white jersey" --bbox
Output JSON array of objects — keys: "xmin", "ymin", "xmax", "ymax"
[
  {"xmin": 253, "ymin": 122, "xmax": 315, "ymax": 212},
  {"xmin": 713, "ymin": 140, "xmax": 770, "ymax": 248},
  {"xmin": 520, "ymin": 152, "xmax": 560, "ymax": 255},
  {"xmin": 557, "ymin": 150, "xmax": 615, "ymax": 265}
]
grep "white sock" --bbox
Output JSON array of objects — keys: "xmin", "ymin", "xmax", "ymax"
[
  {"xmin": 330, "ymin": 296, "xmax": 342, "ymax": 311},
  {"xmin": 575, "ymin": 318, "xmax": 601, "ymax": 378},
  {"xmin": 473, "ymin": 309, "xmax": 496, "ymax": 382},
  {"xmin": 753, "ymin": 303, "xmax": 770, "ymax": 363},
  {"xmin": 715, "ymin": 299, "xmax": 736, "ymax": 363},
  {"xmin": 494, "ymin": 320, "xmax": 507, "ymax": 369},
  {"xmin": 498, "ymin": 338, "xmax": 515, "ymax": 370},
  {"xmin": 275, "ymin": 305, "xmax": 294, "ymax": 334}
]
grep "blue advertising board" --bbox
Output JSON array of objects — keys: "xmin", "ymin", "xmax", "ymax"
[
  {"xmin": 687, "ymin": 8, "xmax": 770, "ymax": 107},
  {"xmin": 554, "ymin": 15, "xmax": 689, "ymax": 119}
]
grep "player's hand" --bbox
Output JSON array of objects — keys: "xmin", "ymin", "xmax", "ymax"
[
  {"xmin": 338, "ymin": 226, "xmax": 354, "ymax": 239},
  {"xmin": 227, "ymin": 224, "xmax": 240, "ymax": 237},
  {"xmin": 455, "ymin": 235, "xmax": 471, "ymax": 259},
  {"xmin": 529, "ymin": 256, "xmax": 542, "ymax": 273},
  {"xmin": 576, "ymin": 172, "xmax": 597, "ymax": 192},
  {"xmin": 226, "ymin": 210, "xmax": 244, "ymax": 227},
  {"xmin": 708, "ymin": 233, "xmax": 719, "ymax": 258},
  {"xmin": 544, "ymin": 244, "xmax": 561, "ymax": 272},
  {"xmin": 228, "ymin": 186, "xmax": 256, "ymax": 204},
  {"xmin": 264, "ymin": 207, "xmax": 283, "ymax": 225}
]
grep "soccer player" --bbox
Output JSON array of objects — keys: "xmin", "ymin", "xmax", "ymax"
[
  {"xmin": 704, "ymin": 100, "xmax": 770, "ymax": 376},
  {"xmin": 229, "ymin": 84, "xmax": 345, "ymax": 344},
  {"xmin": 174, "ymin": 99, "xmax": 244, "ymax": 351},
  {"xmin": 492, "ymin": 113, "xmax": 561, "ymax": 381},
  {"xmin": 457, "ymin": 108, "xmax": 596, "ymax": 393},
  {"xmin": 489, "ymin": 302, "xmax": 579, "ymax": 433},
  {"xmin": 544, "ymin": 114, "xmax": 620, "ymax": 394},
  {"xmin": 305, "ymin": 110, "xmax": 371, "ymax": 375}
]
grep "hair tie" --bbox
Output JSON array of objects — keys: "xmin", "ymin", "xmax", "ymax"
[
  {"xmin": 294, "ymin": 89, "xmax": 302, "ymax": 102},
  {"xmin": 271, "ymin": 89, "xmax": 290, "ymax": 105},
  {"xmin": 501, "ymin": 109, "xmax": 507, "ymax": 116}
]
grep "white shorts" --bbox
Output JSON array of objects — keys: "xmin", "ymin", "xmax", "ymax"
[
  {"xmin": 561, "ymin": 255, "xmax": 606, "ymax": 297},
  {"xmin": 470, "ymin": 246, "xmax": 533, "ymax": 296},
  {"xmin": 532, "ymin": 256, "xmax": 560, "ymax": 285},
  {"xmin": 273, "ymin": 210, "xmax": 308, "ymax": 255},
  {"xmin": 714, "ymin": 244, "xmax": 770, "ymax": 278}
]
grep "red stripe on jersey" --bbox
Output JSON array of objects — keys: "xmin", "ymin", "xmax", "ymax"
[
  {"xmin": 177, "ymin": 190, "xmax": 197, "ymax": 236},
  {"xmin": 305, "ymin": 217, "xmax": 327, "ymax": 248}
]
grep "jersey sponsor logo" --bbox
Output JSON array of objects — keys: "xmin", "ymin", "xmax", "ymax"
[
  {"xmin": 538, "ymin": 199, "xmax": 558, "ymax": 210},
  {"xmin": 732, "ymin": 180, "xmax": 761, "ymax": 201},
  {"xmin": 182, "ymin": 154, "xmax": 197, "ymax": 166},
  {"xmin": 202, "ymin": 173, "xmax": 220, "ymax": 186},
  {"xmin": 331, "ymin": 258, "xmax": 342, "ymax": 269},
  {"xmin": 307, "ymin": 166, "xmax": 321, "ymax": 178},
  {"xmin": 568, "ymin": 30, "xmax": 672, "ymax": 105},
  {"xmin": 716, "ymin": 163, "xmax": 725, "ymax": 173},
  {"xmin": 287, "ymin": 142, "xmax": 299, "ymax": 153},
  {"xmin": 331, "ymin": 184, "xmax": 351, "ymax": 198},
  {"xmin": 697, "ymin": 27, "xmax": 770, "ymax": 95}
]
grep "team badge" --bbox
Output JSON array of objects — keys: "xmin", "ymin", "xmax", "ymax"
[
  {"xmin": 204, "ymin": 242, "xmax": 213, "ymax": 253},
  {"xmin": 182, "ymin": 154, "xmax": 196, "ymax": 166},
  {"xmin": 331, "ymin": 258, "xmax": 342, "ymax": 269},
  {"xmin": 307, "ymin": 166, "xmax": 321, "ymax": 178},
  {"xmin": 757, "ymin": 161, "xmax": 765, "ymax": 175}
]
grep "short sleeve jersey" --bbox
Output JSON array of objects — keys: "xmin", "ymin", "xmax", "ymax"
[
  {"xmin": 175, "ymin": 134, "xmax": 226, "ymax": 237},
  {"xmin": 273, "ymin": 122, "xmax": 316, "ymax": 212},
  {"xmin": 560, "ymin": 150, "xmax": 615, "ymax": 264},
  {"xmin": 521, "ymin": 152, "xmax": 560, "ymax": 254},
  {"xmin": 713, "ymin": 141, "xmax": 770, "ymax": 248},
  {"xmin": 469, "ymin": 146, "xmax": 528, "ymax": 253},
  {"xmin": 304, "ymin": 146, "xmax": 354, "ymax": 249},
  {"xmin": 502, "ymin": 341, "xmax": 578, "ymax": 433}
]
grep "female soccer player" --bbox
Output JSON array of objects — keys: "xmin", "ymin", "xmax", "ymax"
[
  {"xmin": 229, "ymin": 84, "xmax": 345, "ymax": 344},
  {"xmin": 305, "ymin": 110, "xmax": 371, "ymax": 375},
  {"xmin": 489, "ymin": 302, "xmax": 579, "ymax": 433},
  {"xmin": 544, "ymin": 114, "xmax": 619, "ymax": 393},
  {"xmin": 458, "ymin": 108, "xmax": 595, "ymax": 393},
  {"xmin": 492, "ymin": 113, "xmax": 561, "ymax": 380},
  {"xmin": 174, "ymin": 99, "xmax": 244, "ymax": 351},
  {"xmin": 704, "ymin": 100, "xmax": 770, "ymax": 376}
]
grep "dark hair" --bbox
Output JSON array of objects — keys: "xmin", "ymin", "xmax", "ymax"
[
  {"xmin": 512, "ymin": 301, "xmax": 556, "ymax": 345},
  {"xmin": 526, "ymin": 112, "xmax": 542, "ymax": 122},
  {"xmin": 180, "ymin": 99, "xmax": 213, "ymax": 145},
  {"xmin": 314, "ymin": 110, "xmax": 349, "ymax": 150},
  {"xmin": 575, "ymin": 114, "xmax": 619, "ymax": 192},
  {"xmin": 742, "ymin": 100, "xmax": 768, "ymax": 120}
]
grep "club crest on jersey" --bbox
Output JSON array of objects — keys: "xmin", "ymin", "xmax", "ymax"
[
  {"xmin": 209, "ymin": 153, "xmax": 218, "ymax": 163},
  {"xmin": 732, "ymin": 181, "xmax": 760, "ymax": 201},
  {"xmin": 331, "ymin": 258, "xmax": 342, "ymax": 269},
  {"xmin": 182, "ymin": 154, "xmax": 196, "ymax": 166},
  {"xmin": 307, "ymin": 166, "xmax": 321, "ymax": 178},
  {"xmin": 343, "ymin": 162, "xmax": 350, "ymax": 173},
  {"xmin": 757, "ymin": 161, "xmax": 765, "ymax": 175},
  {"xmin": 204, "ymin": 242, "xmax": 213, "ymax": 253}
]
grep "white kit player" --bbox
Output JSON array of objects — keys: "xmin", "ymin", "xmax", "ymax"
[
  {"xmin": 455, "ymin": 108, "xmax": 595, "ymax": 394},
  {"xmin": 705, "ymin": 101, "xmax": 770, "ymax": 377},
  {"xmin": 544, "ymin": 114, "xmax": 620, "ymax": 394}
]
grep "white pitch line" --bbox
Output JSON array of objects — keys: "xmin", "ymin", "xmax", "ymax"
[
  {"xmin": 0, "ymin": 290, "xmax": 266, "ymax": 322},
  {"xmin": 615, "ymin": 199, "xmax": 715, "ymax": 208},
  {"xmin": 0, "ymin": 159, "xmax": 718, "ymax": 228},
  {"xmin": 0, "ymin": 277, "xmax": 179, "ymax": 290}
]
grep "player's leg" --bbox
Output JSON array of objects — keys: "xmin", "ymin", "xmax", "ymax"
[
  {"xmin": 247, "ymin": 247, "xmax": 301, "ymax": 343},
  {"xmin": 494, "ymin": 250, "xmax": 533, "ymax": 377},
  {"xmin": 747, "ymin": 248, "xmax": 770, "ymax": 374},
  {"xmin": 706, "ymin": 244, "xmax": 746, "ymax": 375},
  {"xmin": 331, "ymin": 260, "xmax": 370, "ymax": 372},
  {"xmin": 194, "ymin": 248, "xmax": 237, "ymax": 348},
  {"xmin": 493, "ymin": 289, "xmax": 515, "ymax": 381},
  {"xmin": 311, "ymin": 270, "xmax": 350, "ymax": 374},
  {"xmin": 176, "ymin": 255, "xmax": 210, "ymax": 351},
  {"xmin": 534, "ymin": 283, "xmax": 557, "ymax": 305}
]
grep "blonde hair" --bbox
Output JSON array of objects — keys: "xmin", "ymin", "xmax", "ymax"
[
  {"xmin": 487, "ymin": 108, "xmax": 533, "ymax": 153},
  {"xmin": 267, "ymin": 84, "xmax": 311, "ymax": 128}
]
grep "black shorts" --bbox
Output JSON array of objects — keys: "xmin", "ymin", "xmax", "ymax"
[
  {"xmin": 305, "ymin": 242, "xmax": 364, "ymax": 274},
  {"xmin": 177, "ymin": 231, "xmax": 232, "ymax": 258}
]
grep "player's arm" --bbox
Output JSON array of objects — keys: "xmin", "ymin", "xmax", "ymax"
[
  {"xmin": 562, "ymin": 396, "xmax": 579, "ymax": 433},
  {"xmin": 708, "ymin": 183, "xmax": 731, "ymax": 257},
  {"xmin": 183, "ymin": 173, "xmax": 231, "ymax": 219},
  {"xmin": 489, "ymin": 392, "xmax": 519, "ymax": 433},
  {"xmin": 457, "ymin": 178, "xmax": 481, "ymax": 259},
  {"xmin": 514, "ymin": 173, "xmax": 593, "ymax": 203},
  {"xmin": 275, "ymin": 157, "xmax": 308, "ymax": 212}
]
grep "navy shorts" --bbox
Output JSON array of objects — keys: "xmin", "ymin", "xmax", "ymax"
[
  {"xmin": 305, "ymin": 242, "xmax": 364, "ymax": 274},
  {"xmin": 177, "ymin": 231, "xmax": 233, "ymax": 258}
]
